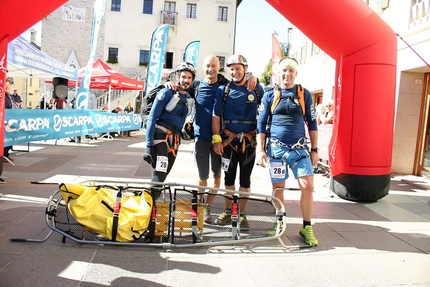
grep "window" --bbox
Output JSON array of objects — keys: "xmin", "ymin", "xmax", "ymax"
[
  {"xmin": 218, "ymin": 6, "xmax": 228, "ymax": 21},
  {"xmin": 300, "ymin": 42, "xmax": 307, "ymax": 64},
  {"xmin": 162, "ymin": 1, "xmax": 177, "ymax": 25},
  {"xmin": 217, "ymin": 56, "xmax": 225, "ymax": 72},
  {"xmin": 143, "ymin": 0, "xmax": 153, "ymax": 14},
  {"xmin": 111, "ymin": 0, "xmax": 121, "ymax": 12},
  {"xmin": 186, "ymin": 3, "xmax": 197, "ymax": 19},
  {"xmin": 108, "ymin": 47, "xmax": 119, "ymax": 63},
  {"xmin": 139, "ymin": 50, "xmax": 150, "ymax": 65},
  {"xmin": 164, "ymin": 52, "xmax": 173, "ymax": 69},
  {"xmin": 311, "ymin": 43, "xmax": 320, "ymax": 56}
]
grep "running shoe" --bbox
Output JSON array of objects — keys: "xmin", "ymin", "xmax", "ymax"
[
  {"xmin": 299, "ymin": 225, "xmax": 318, "ymax": 246},
  {"xmin": 214, "ymin": 210, "xmax": 231, "ymax": 225},
  {"xmin": 204, "ymin": 206, "xmax": 213, "ymax": 224}
]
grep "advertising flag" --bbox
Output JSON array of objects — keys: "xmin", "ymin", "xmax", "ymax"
[
  {"xmin": 75, "ymin": 0, "xmax": 106, "ymax": 110},
  {"xmin": 183, "ymin": 40, "xmax": 200, "ymax": 69},
  {"xmin": 271, "ymin": 34, "xmax": 283, "ymax": 86},
  {"xmin": 144, "ymin": 24, "xmax": 170, "ymax": 97}
]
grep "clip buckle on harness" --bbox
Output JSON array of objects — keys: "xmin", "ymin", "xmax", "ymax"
[
  {"xmin": 222, "ymin": 129, "xmax": 257, "ymax": 153},
  {"xmin": 270, "ymin": 137, "xmax": 310, "ymax": 169},
  {"xmin": 153, "ymin": 124, "xmax": 180, "ymax": 157}
]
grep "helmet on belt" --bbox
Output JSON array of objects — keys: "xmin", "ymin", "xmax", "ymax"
[
  {"xmin": 175, "ymin": 62, "xmax": 197, "ymax": 79},
  {"xmin": 227, "ymin": 54, "xmax": 248, "ymax": 67}
]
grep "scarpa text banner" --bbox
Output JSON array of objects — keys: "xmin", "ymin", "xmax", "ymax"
[{"xmin": 4, "ymin": 109, "xmax": 142, "ymax": 146}]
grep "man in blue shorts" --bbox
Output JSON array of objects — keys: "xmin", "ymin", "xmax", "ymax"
[
  {"xmin": 255, "ymin": 57, "xmax": 319, "ymax": 246},
  {"xmin": 212, "ymin": 54, "xmax": 264, "ymax": 229}
]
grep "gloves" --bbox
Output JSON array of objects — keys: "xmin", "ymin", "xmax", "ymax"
[{"xmin": 143, "ymin": 146, "xmax": 156, "ymax": 165}]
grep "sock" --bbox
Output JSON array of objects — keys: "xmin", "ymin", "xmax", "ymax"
[{"xmin": 303, "ymin": 221, "xmax": 311, "ymax": 228}]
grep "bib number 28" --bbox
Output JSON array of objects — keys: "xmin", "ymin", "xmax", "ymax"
[{"xmin": 270, "ymin": 161, "xmax": 286, "ymax": 178}]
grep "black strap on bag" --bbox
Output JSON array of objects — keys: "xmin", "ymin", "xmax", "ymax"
[
  {"xmin": 191, "ymin": 190, "xmax": 199, "ymax": 243},
  {"xmin": 111, "ymin": 189, "xmax": 123, "ymax": 241}
]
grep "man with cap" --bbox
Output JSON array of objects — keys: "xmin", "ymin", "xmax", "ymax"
[
  {"xmin": 212, "ymin": 54, "xmax": 264, "ymax": 229},
  {"xmin": 143, "ymin": 62, "xmax": 196, "ymax": 199},
  {"xmin": 255, "ymin": 57, "xmax": 319, "ymax": 246}
]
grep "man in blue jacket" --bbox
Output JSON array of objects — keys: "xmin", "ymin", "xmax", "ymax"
[
  {"xmin": 143, "ymin": 62, "xmax": 196, "ymax": 198},
  {"xmin": 212, "ymin": 54, "xmax": 264, "ymax": 229}
]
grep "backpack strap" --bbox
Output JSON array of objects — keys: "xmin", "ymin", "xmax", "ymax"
[
  {"xmin": 297, "ymin": 84, "xmax": 305, "ymax": 118},
  {"xmin": 193, "ymin": 80, "xmax": 200, "ymax": 99},
  {"xmin": 270, "ymin": 84, "xmax": 306, "ymax": 118},
  {"xmin": 222, "ymin": 81, "xmax": 232, "ymax": 108},
  {"xmin": 270, "ymin": 85, "xmax": 281, "ymax": 114}
]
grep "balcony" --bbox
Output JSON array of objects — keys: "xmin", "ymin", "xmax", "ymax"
[{"xmin": 160, "ymin": 11, "xmax": 177, "ymax": 26}]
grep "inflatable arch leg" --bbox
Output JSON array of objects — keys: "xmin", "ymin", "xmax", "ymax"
[{"xmin": 266, "ymin": 0, "xmax": 397, "ymax": 201}]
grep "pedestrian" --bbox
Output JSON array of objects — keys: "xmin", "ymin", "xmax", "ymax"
[
  {"xmin": 40, "ymin": 94, "xmax": 46, "ymax": 109},
  {"xmin": 255, "ymin": 57, "xmax": 319, "ymax": 246},
  {"xmin": 124, "ymin": 101, "xmax": 134, "ymax": 113},
  {"xmin": 11, "ymin": 88, "xmax": 22, "ymax": 108},
  {"xmin": 143, "ymin": 62, "xmax": 196, "ymax": 199},
  {"xmin": 212, "ymin": 54, "xmax": 264, "ymax": 229},
  {"xmin": 124, "ymin": 101, "xmax": 134, "ymax": 136},
  {"xmin": 3, "ymin": 79, "xmax": 15, "ymax": 162}
]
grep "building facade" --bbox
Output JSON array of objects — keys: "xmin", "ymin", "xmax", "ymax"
[
  {"xmin": 288, "ymin": 0, "xmax": 430, "ymax": 176},
  {"xmin": 41, "ymin": 0, "xmax": 237, "ymax": 81}
]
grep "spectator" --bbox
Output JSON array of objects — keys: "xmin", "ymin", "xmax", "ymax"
[
  {"xmin": 316, "ymin": 104, "xmax": 326, "ymax": 125},
  {"xmin": 40, "ymin": 94, "xmax": 46, "ymax": 109},
  {"xmin": 124, "ymin": 101, "xmax": 134, "ymax": 113},
  {"xmin": 109, "ymin": 105, "xmax": 123, "ymax": 138},
  {"xmin": 123, "ymin": 102, "xmax": 134, "ymax": 137},
  {"xmin": 324, "ymin": 100, "xmax": 334, "ymax": 124},
  {"xmin": 111, "ymin": 105, "xmax": 123, "ymax": 113},
  {"xmin": 11, "ymin": 88, "xmax": 22, "ymax": 109},
  {"xmin": 54, "ymin": 98, "xmax": 67, "ymax": 109},
  {"xmin": 3, "ymin": 79, "xmax": 15, "ymax": 162},
  {"xmin": 47, "ymin": 98, "xmax": 55, "ymax": 109}
]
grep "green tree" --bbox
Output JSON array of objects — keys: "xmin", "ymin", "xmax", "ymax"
[{"xmin": 259, "ymin": 59, "xmax": 273, "ymax": 86}]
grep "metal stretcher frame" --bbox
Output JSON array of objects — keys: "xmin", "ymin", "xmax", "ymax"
[{"xmin": 11, "ymin": 180, "xmax": 291, "ymax": 248}]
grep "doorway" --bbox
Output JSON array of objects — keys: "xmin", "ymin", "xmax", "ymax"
[{"xmin": 414, "ymin": 73, "xmax": 430, "ymax": 175}]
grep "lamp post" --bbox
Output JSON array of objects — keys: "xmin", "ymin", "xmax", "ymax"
[{"xmin": 274, "ymin": 27, "xmax": 293, "ymax": 57}]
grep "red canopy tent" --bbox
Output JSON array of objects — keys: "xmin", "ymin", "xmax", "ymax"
[
  {"xmin": 46, "ymin": 58, "xmax": 144, "ymax": 110},
  {"xmin": 47, "ymin": 58, "xmax": 144, "ymax": 90}
]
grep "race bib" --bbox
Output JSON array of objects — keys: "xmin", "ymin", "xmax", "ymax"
[
  {"xmin": 155, "ymin": 155, "xmax": 168, "ymax": 172},
  {"xmin": 270, "ymin": 160, "xmax": 286, "ymax": 178},
  {"xmin": 221, "ymin": 157, "xmax": 230, "ymax": 172}
]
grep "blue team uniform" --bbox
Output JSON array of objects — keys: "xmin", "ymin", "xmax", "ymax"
[
  {"xmin": 213, "ymin": 82, "xmax": 264, "ymax": 188},
  {"xmin": 257, "ymin": 85, "xmax": 318, "ymax": 182},
  {"xmin": 146, "ymin": 88, "xmax": 189, "ymax": 147},
  {"xmin": 194, "ymin": 80, "xmax": 221, "ymax": 141}
]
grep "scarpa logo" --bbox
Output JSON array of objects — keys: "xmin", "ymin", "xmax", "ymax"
[
  {"xmin": 53, "ymin": 114, "xmax": 94, "ymax": 132},
  {"xmin": 147, "ymin": 24, "xmax": 169, "ymax": 94},
  {"xmin": 132, "ymin": 114, "xmax": 143, "ymax": 125},
  {"xmin": 75, "ymin": 70, "xmax": 92, "ymax": 110}
]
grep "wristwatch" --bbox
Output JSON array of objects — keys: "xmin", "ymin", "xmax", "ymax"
[{"xmin": 311, "ymin": 147, "xmax": 319, "ymax": 153}]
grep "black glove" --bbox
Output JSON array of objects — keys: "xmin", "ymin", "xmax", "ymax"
[{"xmin": 143, "ymin": 146, "xmax": 156, "ymax": 165}]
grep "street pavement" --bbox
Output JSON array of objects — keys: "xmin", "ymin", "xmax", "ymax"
[{"xmin": 0, "ymin": 132, "xmax": 429, "ymax": 287}]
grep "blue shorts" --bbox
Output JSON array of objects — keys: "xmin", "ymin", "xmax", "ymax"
[{"xmin": 267, "ymin": 145, "xmax": 314, "ymax": 183}]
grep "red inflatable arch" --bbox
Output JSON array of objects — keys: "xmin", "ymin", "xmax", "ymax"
[{"xmin": 266, "ymin": 0, "xmax": 397, "ymax": 201}]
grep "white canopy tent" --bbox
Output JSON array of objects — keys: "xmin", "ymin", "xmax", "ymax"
[{"xmin": 6, "ymin": 35, "xmax": 78, "ymax": 80}]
